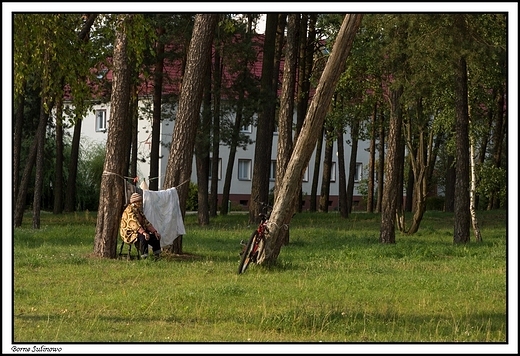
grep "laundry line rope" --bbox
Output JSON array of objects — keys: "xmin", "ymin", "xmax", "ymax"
[{"xmin": 102, "ymin": 171, "xmax": 190, "ymax": 189}]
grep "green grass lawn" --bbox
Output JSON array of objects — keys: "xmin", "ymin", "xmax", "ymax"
[{"xmin": 9, "ymin": 209, "xmax": 512, "ymax": 353}]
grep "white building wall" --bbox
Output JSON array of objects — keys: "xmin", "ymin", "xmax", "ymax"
[{"xmin": 68, "ymin": 101, "xmax": 370, "ymax": 208}]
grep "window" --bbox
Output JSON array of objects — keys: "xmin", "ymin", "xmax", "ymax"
[
  {"xmin": 238, "ymin": 159, "xmax": 252, "ymax": 180},
  {"xmin": 240, "ymin": 124, "xmax": 252, "ymax": 133},
  {"xmin": 330, "ymin": 162, "xmax": 336, "ymax": 182},
  {"xmin": 269, "ymin": 160, "xmax": 276, "ymax": 181},
  {"xmin": 355, "ymin": 162, "xmax": 363, "ymax": 182},
  {"xmin": 209, "ymin": 158, "xmax": 222, "ymax": 180},
  {"xmin": 95, "ymin": 109, "xmax": 107, "ymax": 132}
]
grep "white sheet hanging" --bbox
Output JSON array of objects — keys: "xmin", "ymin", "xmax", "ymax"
[{"xmin": 143, "ymin": 187, "xmax": 186, "ymax": 248}]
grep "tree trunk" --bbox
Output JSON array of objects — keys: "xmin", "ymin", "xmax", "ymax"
[
  {"xmin": 221, "ymin": 103, "xmax": 243, "ymax": 216},
  {"xmin": 296, "ymin": 14, "xmax": 317, "ymax": 213},
  {"xmin": 395, "ymin": 132, "xmax": 406, "ymax": 232},
  {"xmin": 319, "ymin": 127, "xmax": 333, "ymax": 212},
  {"xmin": 346, "ymin": 118, "xmax": 360, "ymax": 214},
  {"xmin": 469, "ymin": 136, "xmax": 482, "ymax": 242},
  {"xmin": 64, "ymin": 117, "xmax": 82, "ymax": 212},
  {"xmin": 149, "ymin": 26, "xmax": 165, "ymax": 191},
  {"xmin": 13, "ymin": 81, "xmax": 26, "ymax": 208},
  {"xmin": 367, "ymin": 102, "xmax": 377, "ymax": 213},
  {"xmin": 379, "ymin": 86, "xmax": 403, "ymax": 244},
  {"xmin": 53, "ymin": 94, "xmax": 64, "ymax": 214},
  {"xmin": 403, "ymin": 100, "xmax": 434, "ymax": 234},
  {"xmin": 262, "ymin": 14, "xmax": 363, "ymax": 264},
  {"xmin": 163, "ymin": 14, "xmax": 218, "ymax": 253},
  {"xmin": 93, "ymin": 14, "xmax": 134, "ymax": 258},
  {"xmin": 195, "ymin": 59, "xmax": 212, "ymax": 226},
  {"xmin": 488, "ymin": 85, "xmax": 505, "ymax": 209},
  {"xmin": 32, "ymin": 105, "xmax": 49, "ymax": 228},
  {"xmin": 444, "ymin": 153, "xmax": 455, "ymax": 212},
  {"xmin": 32, "ymin": 59, "xmax": 52, "ymax": 229},
  {"xmin": 406, "ymin": 132, "xmax": 432, "ymax": 234},
  {"xmin": 210, "ymin": 41, "xmax": 222, "ymax": 217},
  {"xmin": 128, "ymin": 82, "xmax": 139, "ymax": 179},
  {"xmin": 14, "ymin": 136, "xmax": 38, "ymax": 227},
  {"xmin": 337, "ymin": 128, "xmax": 348, "ymax": 218},
  {"xmin": 475, "ymin": 109, "xmax": 492, "ymax": 210},
  {"xmin": 274, "ymin": 13, "xmax": 298, "ymax": 246},
  {"xmin": 453, "ymin": 55, "xmax": 470, "ymax": 244},
  {"xmin": 249, "ymin": 13, "xmax": 279, "ymax": 224},
  {"xmin": 405, "ymin": 153, "xmax": 414, "ymax": 213},
  {"xmin": 376, "ymin": 113, "xmax": 385, "ymax": 213},
  {"xmin": 309, "ymin": 127, "xmax": 324, "ymax": 212}
]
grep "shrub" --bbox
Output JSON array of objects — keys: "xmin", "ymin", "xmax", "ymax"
[{"xmin": 426, "ymin": 196, "xmax": 445, "ymax": 211}]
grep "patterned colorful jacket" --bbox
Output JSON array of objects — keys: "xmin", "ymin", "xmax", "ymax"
[{"xmin": 120, "ymin": 203, "xmax": 152, "ymax": 244}]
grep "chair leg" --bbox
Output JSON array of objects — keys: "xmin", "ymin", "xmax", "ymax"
[
  {"xmin": 119, "ymin": 239, "xmax": 125, "ymax": 258},
  {"xmin": 135, "ymin": 240, "xmax": 141, "ymax": 260}
]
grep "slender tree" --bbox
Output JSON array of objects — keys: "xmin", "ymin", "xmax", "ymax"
[
  {"xmin": 346, "ymin": 118, "xmax": 360, "ymax": 214},
  {"xmin": 260, "ymin": 14, "xmax": 363, "ymax": 264},
  {"xmin": 94, "ymin": 14, "xmax": 135, "ymax": 257},
  {"xmin": 210, "ymin": 30, "xmax": 222, "ymax": 217},
  {"xmin": 149, "ymin": 24, "xmax": 166, "ymax": 191},
  {"xmin": 309, "ymin": 127, "xmax": 324, "ymax": 212},
  {"xmin": 319, "ymin": 125, "xmax": 334, "ymax": 212},
  {"xmin": 274, "ymin": 13, "xmax": 299, "ymax": 246},
  {"xmin": 376, "ymin": 112, "xmax": 385, "ymax": 213},
  {"xmin": 249, "ymin": 13, "xmax": 279, "ymax": 224},
  {"xmin": 337, "ymin": 125, "xmax": 348, "ymax": 218},
  {"xmin": 195, "ymin": 55, "xmax": 212, "ymax": 225},
  {"xmin": 366, "ymin": 102, "xmax": 377, "ymax": 212},
  {"xmin": 163, "ymin": 14, "xmax": 219, "ymax": 253},
  {"xmin": 453, "ymin": 54, "xmax": 471, "ymax": 244},
  {"xmin": 379, "ymin": 86, "xmax": 403, "ymax": 244}
]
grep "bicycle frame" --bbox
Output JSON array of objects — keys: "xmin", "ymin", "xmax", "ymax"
[
  {"xmin": 238, "ymin": 201, "xmax": 271, "ymax": 274},
  {"xmin": 252, "ymin": 212, "xmax": 269, "ymax": 258}
]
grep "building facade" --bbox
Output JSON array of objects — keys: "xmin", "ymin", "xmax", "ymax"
[{"xmin": 76, "ymin": 99, "xmax": 370, "ymax": 211}]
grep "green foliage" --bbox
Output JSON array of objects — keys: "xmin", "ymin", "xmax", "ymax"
[
  {"xmin": 13, "ymin": 210, "xmax": 507, "ymax": 344},
  {"xmin": 426, "ymin": 196, "xmax": 445, "ymax": 211},
  {"xmin": 75, "ymin": 140, "xmax": 106, "ymax": 211},
  {"xmin": 477, "ymin": 163, "xmax": 507, "ymax": 205},
  {"xmin": 186, "ymin": 181, "xmax": 198, "ymax": 211}
]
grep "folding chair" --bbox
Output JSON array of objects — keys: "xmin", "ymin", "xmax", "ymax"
[{"xmin": 118, "ymin": 238, "xmax": 141, "ymax": 260}]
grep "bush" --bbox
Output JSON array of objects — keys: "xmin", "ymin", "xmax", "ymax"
[
  {"xmin": 186, "ymin": 181, "xmax": 198, "ymax": 211},
  {"xmin": 426, "ymin": 196, "xmax": 445, "ymax": 211}
]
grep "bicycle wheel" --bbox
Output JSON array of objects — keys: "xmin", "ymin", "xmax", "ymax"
[{"xmin": 238, "ymin": 230, "xmax": 259, "ymax": 274}]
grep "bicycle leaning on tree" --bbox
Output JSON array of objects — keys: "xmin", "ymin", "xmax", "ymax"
[
  {"xmin": 238, "ymin": 197, "xmax": 291, "ymax": 274},
  {"xmin": 237, "ymin": 199, "xmax": 273, "ymax": 274}
]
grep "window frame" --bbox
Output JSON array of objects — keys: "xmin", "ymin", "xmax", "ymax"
[
  {"xmin": 238, "ymin": 159, "xmax": 252, "ymax": 181},
  {"xmin": 269, "ymin": 160, "xmax": 277, "ymax": 181},
  {"xmin": 95, "ymin": 109, "xmax": 107, "ymax": 132},
  {"xmin": 355, "ymin": 162, "xmax": 363, "ymax": 182}
]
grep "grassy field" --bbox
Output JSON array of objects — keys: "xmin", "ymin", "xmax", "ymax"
[{"xmin": 9, "ymin": 209, "xmax": 511, "ymax": 352}]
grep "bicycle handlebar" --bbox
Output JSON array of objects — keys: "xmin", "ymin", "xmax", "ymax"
[{"xmin": 253, "ymin": 195, "xmax": 272, "ymax": 211}]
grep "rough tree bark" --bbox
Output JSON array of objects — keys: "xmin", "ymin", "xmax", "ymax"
[
  {"xmin": 93, "ymin": 14, "xmax": 133, "ymax": 258},
  {"xmin": 379, "ymin": 86, "xmax": 403, "ymax": 244},
  {"xmin": 259, "ymin": 14, "xmax": 364, "ymax": 265},
  {"xmin": 162, "ymin": 14, "xmax": 218, "ymax": 253},
  {"xmin": 453, "ymin": 55, "xmax": 471, "ymax": 244}
]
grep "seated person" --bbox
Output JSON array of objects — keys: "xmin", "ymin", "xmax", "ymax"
[{"xmin": 120, "ymin": 192, "xmax": 162, "ymax": 259}]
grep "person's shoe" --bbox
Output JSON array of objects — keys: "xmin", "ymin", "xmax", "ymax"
[{"xmin": 141, "ymin": 254, "xmax": 148, "ymax": 259}]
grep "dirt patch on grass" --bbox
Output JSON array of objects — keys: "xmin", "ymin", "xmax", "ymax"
[{"xmin": 159, "ymin": 251, "xmax": 203, "ymax": 261}]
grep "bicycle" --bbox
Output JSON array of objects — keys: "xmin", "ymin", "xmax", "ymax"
[{"xmin": 237, "ymin": 200, "xmax": 272, "ymax": 274}]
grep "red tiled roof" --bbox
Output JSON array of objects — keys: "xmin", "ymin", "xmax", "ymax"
[{"xmin": 67, "ymin": 33, "xmax": 315, "ymax": 103}]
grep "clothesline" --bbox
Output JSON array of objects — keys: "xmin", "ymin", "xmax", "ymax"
[{"xmin": 102, "ymin": 171, "xmax": 190, "ymax": 189}]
